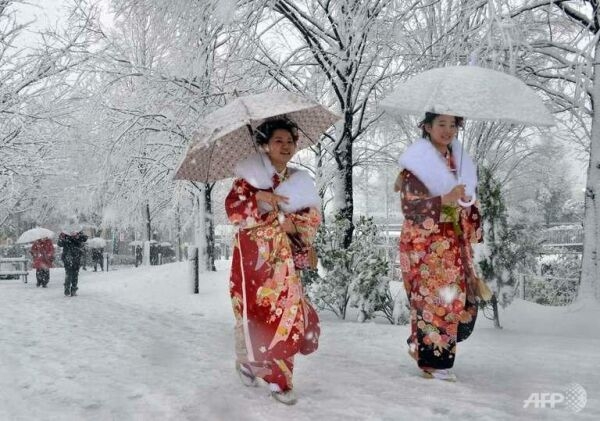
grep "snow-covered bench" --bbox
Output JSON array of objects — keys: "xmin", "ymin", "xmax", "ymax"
[{"xmin": 0, "ymin": 257, "xmax": 29, "ymax": 283}]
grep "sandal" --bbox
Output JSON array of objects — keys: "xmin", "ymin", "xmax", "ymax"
[{"xmin": 235, "ymin": 362, "xmax": 258, "ymax": 387}]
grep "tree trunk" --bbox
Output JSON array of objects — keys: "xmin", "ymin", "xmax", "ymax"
[
  {"xmin": 485, "ymin": 218, "xmax": 502, "ymax": 328},
  {"xmin": 336, "ymin": 115, "xmax": 354, "ymax": 248},
  {"xmin": 491, "ymin": 294, "xmax": 501, "ymax": 329},
  {"xmin": 204, "ymin": 183, "xmax": 216, "ymax": 271},
  {"xmin": 315, "ymin": 142, "xmax": 327, "ymax": 221},
  {"xmin": 195, "ymin": 194, "xmax": 207, "ymax": 274},
  {"xmin": 145, "ymin": 202, "xmax": 151, "ymax": 241},
  {"xmin": 176, "ymin": 205, "xmax": 182, "ymax": 262},
  {"xmin": 578, "ymin": 38, "xmax": 600, "ymax": 302}
]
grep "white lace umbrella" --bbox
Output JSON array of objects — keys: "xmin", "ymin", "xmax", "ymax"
[
  {"xmin": 17, "ymin": 227, "xmax": 55, "ymax": 244},
  {"xmin": 382, "ymin": 66, "xmax": 554, "ymax": 207},
  {"xmin": 380, "ymin": 66, "xmax": 554, "ymax": 126},
  {"xmin": 87, "ymin": 237, "xmax": 107, "ymax": 249},
  {"xmin": 174, "ymin": 91, "xmax": 341, "ymax": 182}
]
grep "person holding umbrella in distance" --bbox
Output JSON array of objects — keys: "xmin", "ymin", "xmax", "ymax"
[
  {"xmin": 30, "ymin": 237, "xmax": 55, "ymax": 288},
  {"xmin": 17, "ymin": 227, "xmax": 56, "ymax": 288}
]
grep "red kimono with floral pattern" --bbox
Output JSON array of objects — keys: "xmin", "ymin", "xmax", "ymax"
[
  {"xmin": 399, "ymin": 165, "xmax": 483, "ymax": 370},
  {"xmin": 226, "ymin": 173, "xmax": 321, "ymax": 391}
]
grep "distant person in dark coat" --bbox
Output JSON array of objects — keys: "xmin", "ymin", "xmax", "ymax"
[
  {"xmin": 135, "ymin": 245, "xmax": 143, "ymax": 267},
  {"xmin": 30, "ymin": 238, "xmax": 55, "ymax": 288},
  {"xmin": 91, "ymin": 248, "xmax": 104, "ymax": 271},
  {"xmin": 58, "ymin": 231, "xmax": 88, "ymax": 296}
]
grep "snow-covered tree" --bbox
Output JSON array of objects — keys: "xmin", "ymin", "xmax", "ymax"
[
  {"xmin": 0, "ymin": 0, "xmax": 99, "ymax": 230},
  {"xmin": 506, "ymin": 1, "xmax": 600, "ymax": 301},
  {"xmin": 308, "ymin": 215, "xmax": 392, "ymax": 321},
  {"xmin": 248, "ymin": 0, "xmax": 412, "ymax": 247},
  {"xmin": 65, "ymin": 0, "xmax": 242, "ymax": 268},
  {"xmin": 478, "ymin": 166, "xmax": 540, "ymax": 318}
]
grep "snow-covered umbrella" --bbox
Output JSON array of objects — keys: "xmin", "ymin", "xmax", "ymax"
[
  {"xmin": 87, "ymin": 237, "xmax": 107, "ymax": 249},
  {"xmin": 380, "ymin": 65, "xmax": 554, "ymax": 126},
  {"xmin": 129, "ymin": 240, "xmax": 143, "ymax": 247},
  {"xmin": 174, "ymin": 91, "xmax": 341, "ymax": 182},
  {"xmin": 17, "ymin": 227, "xmax": 55, "ymax": 244}
]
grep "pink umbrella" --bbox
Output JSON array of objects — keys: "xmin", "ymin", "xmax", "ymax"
[{"xmin": 174, "ymin": 91, "xmax": 340, "ymax": 182}]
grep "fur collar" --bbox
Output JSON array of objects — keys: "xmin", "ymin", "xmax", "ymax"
[
  {"xmin": 398, "ymin": 138, "xmax": 478, "ymax": 198},
  {"xmin": 234, "ymin": 151, "xmax": 276, "ymax": 190},
  {"xmin": 235, "ymin": 152, "xmax": 321, "ymax": 213}
]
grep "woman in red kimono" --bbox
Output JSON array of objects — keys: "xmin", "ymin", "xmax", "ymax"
[
  {"xmin": 225, "ymin": 118, "xmax": 321, "ymax": 405},
  {"xmin": 30, "ymin": 237, "xmax": 55, "ymax": 288},
  {"xmin": 396, "ymin": 113, "xmax": 486, "ymax": 382}
]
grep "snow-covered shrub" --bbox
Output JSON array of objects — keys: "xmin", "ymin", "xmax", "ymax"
[
  {"xmin": 348, "ymin": 218, "xmax": 392, "ymax": 322},
  {"xmin": 306, "ymin": 215, "xmax": 392, "ymax": 321},
  {"xmin": 524, "ymin": 252, "xmax": 581, "ymax": 306},
  {"xmin": 524, "ymin": 276, "xmax": 579, "ymax": 306},
  {"xmin": 307, "ymin": 215, "xmax": 353, "ymax": 319},
  {"xmin": 381, "ymin": 281, "xmax": 410, "ymax": 325},
  {"xmin": 478, "ymin": 167, "xmax": 540, "ymax": 308},
  {"xmin": 538, "ymin": 252, "xmax": 582, "ymax": 278}
]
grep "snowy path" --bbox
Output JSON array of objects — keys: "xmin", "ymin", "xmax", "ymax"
[
  {"xmin": 0, "ymin": 268, "xmax": 234, "ymax": 420},
  {"xmin": 1, "ymin": 262, "xmax": 598, "ymax": 420}
]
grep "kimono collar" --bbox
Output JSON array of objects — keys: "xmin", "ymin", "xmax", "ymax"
[{"xmin": 398, "ymin": 137, "xmax": 478, "ymax": 198}]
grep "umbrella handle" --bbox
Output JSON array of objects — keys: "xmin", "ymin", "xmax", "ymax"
[
  {"xmin": 457, "ymin": 197, "xmax": 476, "ymax": 207},
  {"xmin": 456, "ymin": 170, "xmax": 475, "ymax": 207}
]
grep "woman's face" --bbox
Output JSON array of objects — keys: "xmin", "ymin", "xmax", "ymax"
[
  {"xmin": 265, "ymin": 128, "xmax": 297, "ymax": 168},
  {"xmin": 424, "ymin": 114, "xmax": 458, "ymax": 149}
]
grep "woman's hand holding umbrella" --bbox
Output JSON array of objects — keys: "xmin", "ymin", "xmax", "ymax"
[{"xmin": 442, "ymin": 184, "xmax": 467, "ymax": 205}]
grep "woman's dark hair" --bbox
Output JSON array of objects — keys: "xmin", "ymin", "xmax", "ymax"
[
  {"xmin": 418, "ymin": 112, "xmax": 464, "ymax": 138},
  {"xmin": 255, "ymin": 118, "xmax": 299, "ymax": 145}
]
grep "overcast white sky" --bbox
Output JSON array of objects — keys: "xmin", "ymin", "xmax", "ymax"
[
  {"xmin": 14, "ymin": 0, "xmax": 67, "ymax": 45},
  {"xmin": 14, "ymin": 0, "xmax": 112, "ymax": 47}
]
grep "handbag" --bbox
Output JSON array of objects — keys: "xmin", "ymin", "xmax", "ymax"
[
  {"xmin": 288, "ymin": 232, "xmax": 318, "ymax": 270},
  {"xmin": 467, "ymin": 273, "xmax": 492, "ymax": 302},
  {"xmin": 299, "ymin": 297, "xmax": 320, "ymax": 355},
  {"xmin": 474, "ymin": 277, "xmax": 493, "ymax": 301}
]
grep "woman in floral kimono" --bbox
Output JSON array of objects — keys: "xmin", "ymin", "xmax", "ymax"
[
  {"xmin": 396, "ymin": 112, "xmax": 487, "ymax": 382},
  {"xmin": 225, "ymin": 118, "xmax": 321, "ymax": 405}
]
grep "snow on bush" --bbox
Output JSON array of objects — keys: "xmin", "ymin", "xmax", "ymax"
[{"xmin": 306, "ymin": 216, "xmax": 398, "ymax": 322}]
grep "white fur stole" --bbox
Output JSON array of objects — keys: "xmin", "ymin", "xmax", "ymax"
[
  {"xmin": 234, "ymin": 152, "xmax": 321, "ymax": 213},
  {"xmin": 398, "ymin": 138, "xmax": 478, "ymax": 198}
]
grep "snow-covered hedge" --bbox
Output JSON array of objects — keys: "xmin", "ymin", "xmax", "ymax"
[
  {"xmin": 522, "ymin": 252, "xmax": 581, "ymax": 306},
  {"xmin": 305, "ymin": 216, "xmax": 402, "ymax": 323}
]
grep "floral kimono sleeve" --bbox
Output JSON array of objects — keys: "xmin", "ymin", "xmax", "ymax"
[
  {"xmin": 288, "ymin": 207, "xmax": 321, "ymax": 246},
  {"xmin": 461, "ymin": 204, "xmax": 484, "ymax": 244},
  {"xmin": 225, "ymin": 178, "xmax": 265, "ymax": 229},
  {"xmin": 399, "ymin": 170, "xmax": 442, "ymax": 223}
]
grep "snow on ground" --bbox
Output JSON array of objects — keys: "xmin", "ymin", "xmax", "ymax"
[{"xmin": 0, "ymin": 261, "xmax": 598, "ymax": 421}]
